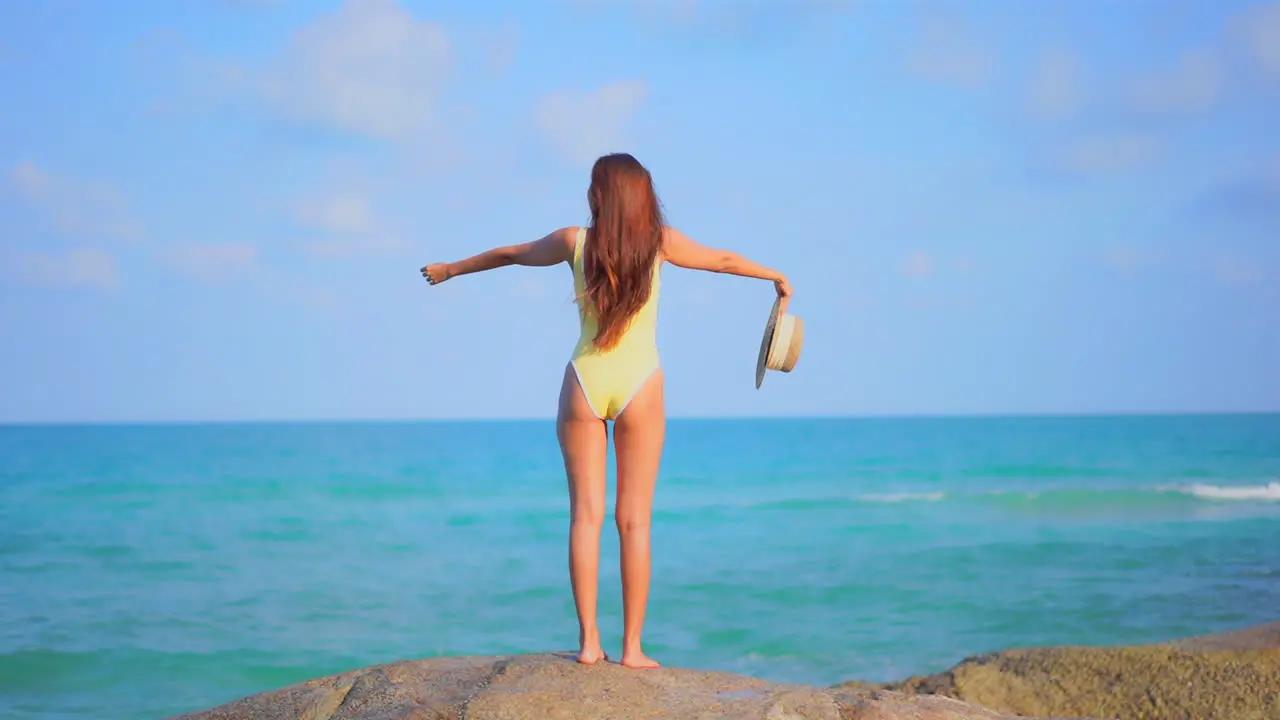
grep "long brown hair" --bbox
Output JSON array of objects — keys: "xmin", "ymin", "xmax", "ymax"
[{"xmin": 581, "ymin": 153, "xmax": 665, "ymax": 351}]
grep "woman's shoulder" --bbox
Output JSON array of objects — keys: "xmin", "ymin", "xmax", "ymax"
[
  {"xmin": 657, "ymin": 225, "xmax": 690, "ymax": 258},
  {"xmin": 547, "ymin": 226, "xmax": 584, "ymax": 245},
  {"xmin": 554, "ymin": 226, "xmax": 584, "ymax": 259}
]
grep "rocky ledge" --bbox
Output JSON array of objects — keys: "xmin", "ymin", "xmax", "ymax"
[
  {"xmin": 169, "ymin": 622, "xmax": 1279, "ymax": 720},
  {"xmin": 841, "ymin": 621, "xmax": 1280, "ymax": 720},
  {"xmin": 168, "ymin": 652, "xmax": 1053, "ymax": 720}
]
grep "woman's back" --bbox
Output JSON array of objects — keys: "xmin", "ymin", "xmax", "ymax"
[{"xmin": 569, "ymin": 226, "xmax": 662, "ymax": 421}]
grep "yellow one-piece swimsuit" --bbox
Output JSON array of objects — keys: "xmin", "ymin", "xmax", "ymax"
[{"xmin": 569, "ymin": 226, "xmax": 662, "ymax": 421}]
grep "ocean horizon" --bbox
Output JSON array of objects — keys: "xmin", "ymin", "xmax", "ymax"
[
  {"xmin": 3, "ymin": 414, "xmax": 1278, "ymax": 719},
  {"xmin": 6, "ymin": 409, "xmax": 1280, "ymax": 427}
]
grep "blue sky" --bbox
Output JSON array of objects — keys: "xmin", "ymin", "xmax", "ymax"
[{"xmin": 1, "ymin": 0, "xmax": 1278, "ymax": 422}]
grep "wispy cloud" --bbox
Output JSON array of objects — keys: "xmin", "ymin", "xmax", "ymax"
[
  {"xmin": 294, "ymin": 190, "xmax": 405, "ymax": 257},
  {"xmin": 591, "ymin": 0, "xmax": 698, "ymax": 23},
  {"xmin": 907, "ymin": 4, "xmax": 991, "ymax": 88},
  {"xmin": 166, "ymin": 243, "xmax": 259, "ymax": 282},
  {"xmin": 1232, "ymin": 2, "xmax": 1280, "ymax": 75},
  {"xmin": 576, "ymin": 0, "xmax": 854, "ymax": 31},
  {"xmin": 1028, "ymin": 49, "xmax": 1085, "ymax": 120},
  {"xmin": 6, "ymin": 248, "xmax": 119, "ymax": 291},
  {"xmin": 535, "ymin": 80, "xmax": 650, "ymax": 167},
  {"xmin": 296, "ymin": 191, "xmax": 377, "ymax": 235},
  {"xmin": 1058, "ymin": 134, "xmax": 1162, "ymax": 174},
  {"xmin": 1126, "ymin": 48, "xmax": 1224, "ymax": 115},
  {"xmin": 8, "ymin": 162, "xmax": 141, "ymax": 241},
  {"xmin": 903, "ymin": 250, "xmax": 934, "ymax": 278},
  {"xmin": 231, "ymin": 0, "xmax": 453, "ymax": 142},
  {"xmin": 477, "ymin": 20, "xmax": 520, "ymax": 75}
]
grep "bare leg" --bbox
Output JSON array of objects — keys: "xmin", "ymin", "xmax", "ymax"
[
  {"xmin": 612, "ymin": 368, "xmax": 666, "ymax": 669},
  {"xmin": 556, "ymin": 364, "xmax": 609, "ymax": 664}
]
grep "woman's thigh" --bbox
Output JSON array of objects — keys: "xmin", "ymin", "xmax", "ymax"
[
  {"xmin": 612, "ymin": 369, "xmax": 665, "ymax": 522},
  {"xmin": 557, "ymin": 364, "xmax": 608, "ymax": 520}
]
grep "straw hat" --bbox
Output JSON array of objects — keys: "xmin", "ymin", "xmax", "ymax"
[{"xmin": 755, "ymin": 298, "xmax": 804, "ymax": 389}]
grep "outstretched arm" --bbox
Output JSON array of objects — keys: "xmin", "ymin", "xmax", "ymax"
[
  {"xmin": 421, "ymin": 228, "xmax": 576, "ymax": 285},
  {"xmin": 662, "ymin": 227, "xmax": 794, "ymax": 311}
]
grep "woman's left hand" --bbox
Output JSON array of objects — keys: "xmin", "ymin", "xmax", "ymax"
[
  {"xmin": 421, "ymin": 263, "xmax": 452, "ymax": 286},
  {"xmin": 774, "ymin": 273, "xmax": 794, "ymax": 316}
]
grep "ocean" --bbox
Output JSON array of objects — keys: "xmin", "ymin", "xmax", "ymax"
[{"xmin": 1, "ymin": 415, "xmax": 1278, "ymax": 719}]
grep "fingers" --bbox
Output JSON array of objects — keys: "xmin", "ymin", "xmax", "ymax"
[
  {"xmin": 421, "ymin": 263, "xmax": 446, "ymax": 285},
  {"xmin": 775, "ymin": 278, "xmax": 793, "ymax": 316}
]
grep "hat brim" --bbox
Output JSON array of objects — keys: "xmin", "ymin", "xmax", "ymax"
[{"xmin": 755, "ymin": 298, "xmax": 781, "ymax": 389}]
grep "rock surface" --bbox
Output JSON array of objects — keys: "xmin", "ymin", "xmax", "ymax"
[
  {"xmin": 167, "ymin": 652, "xmax": 1072, "ymax": 720},
  {"xmin": 169, "ymin": 622, "xmax": 1280, "ymax": 720},
  {"xmin": 842, "ymin": 622, "xmax": 1280, "ymax": 720}
]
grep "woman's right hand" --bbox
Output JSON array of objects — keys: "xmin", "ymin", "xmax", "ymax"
[{"xmin": 421, "ymin": 263, "xmax": 453, "ymax": 286}]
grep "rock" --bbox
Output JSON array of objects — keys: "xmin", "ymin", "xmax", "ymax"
[
  {"xmin": 1171, "ymin": 620, "xmax": 1280, "ymax": 653},
  {"xmin": 168, "ymin": 623, "xmax": 1280, "ymax": 720},
  {"xmin": 166, "ymin": 652, "xmax": 1069, "ymax": 720},
  {"xmin": 842, "ymin": 622, "xmax": 1280, "ymax": 720}
]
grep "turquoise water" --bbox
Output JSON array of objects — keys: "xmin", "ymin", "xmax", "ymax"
[{"xmin": 2, "ymin": 415, "xmax": 1278, "ymax": 719}]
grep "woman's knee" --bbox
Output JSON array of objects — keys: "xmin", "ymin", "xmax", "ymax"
[
  {"xmin": 573, "ymin": 500, "xmax": 607, "ymax": 528},
  {"xmin": 615, "ymin": 509, "xmax": 651, "ymax": 535}
]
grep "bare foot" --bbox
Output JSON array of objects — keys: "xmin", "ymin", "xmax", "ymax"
[
  {"xmin": 577, "ymin": 645, "xmax": 607, "ymax": 665},
  {"xmin": 620, "ymin": 651, "xmax": 660, "ymax": 669}
]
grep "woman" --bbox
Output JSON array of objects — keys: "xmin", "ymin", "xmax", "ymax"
[{"xmin": 420, "ymin": 153, "xmax": 793, "ymax": 669}]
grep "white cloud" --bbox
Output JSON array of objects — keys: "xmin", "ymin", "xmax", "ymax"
[
  {"xmin": 570, "ymin": 0, "xmax": 721, "ymax": 24},
  {"xmin": 12, "ymin": 162, "xmax": 49, "ymax": 193},
  {"xmin": 8, "ymin": 162, "xmax": 141, "ymax": 241},
  {"xmin": 167, "ymin": 243, "xmax": 259, "ymax": 282},
  {"xmin": 627, "ymin": 0, "xmax": 717, "ymax": 24},
  {"xmin": 249, "ymin": 0, "xmax": 452, "ymax": 141},
  {"xmin": 1028, "ymin": 49, "xmax": 1084, "ymax": 120},
  {"xmin": 294, "ymin": 190, "xmax": 405, "ymax": 257},
  {"xmin": 8, "ymin": 248, "xmax": 118, "ymax": 291},
  {"xmin": 1233, "ymin": 2, "xmax": 1280, "ymax": 74},
  {"xmin": 904, "ymin": 250, "xmax": 934, "ymax": 278},
  {"xmin": 296, "ymin": 191, "xmax": 377, "ymax": 235},
  {"xmin": 1060, "ymin": 134, "xmax": 1161, "ymax": 174},
  {"xmin": 535, "ymin": 80, "xmax": 650, "ymax": 167},
  {"xmin": 478, "ymin": 20, "xmax": 520, "ymax": 75},
  {"xmin": 305, "ymin": 236, "xmax": 405, "ymax": 258},
  {"xmin": 576, "ymin": 0, "xmax": 856, "ymax": 29},
  {"xmin": 908, "ymin": 7, "xmax": 990, "ymax": 88},
  {"xmin": 901, "ymin": 251, "xmax": 973, "ymax": 280},
  {"xmin": 657, "ymin": 0, "xmax": 700, "ymax": 23},
  {"xmin": 1128, "ymin": 49, "xmax": 1224, "ymax": 114}
]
